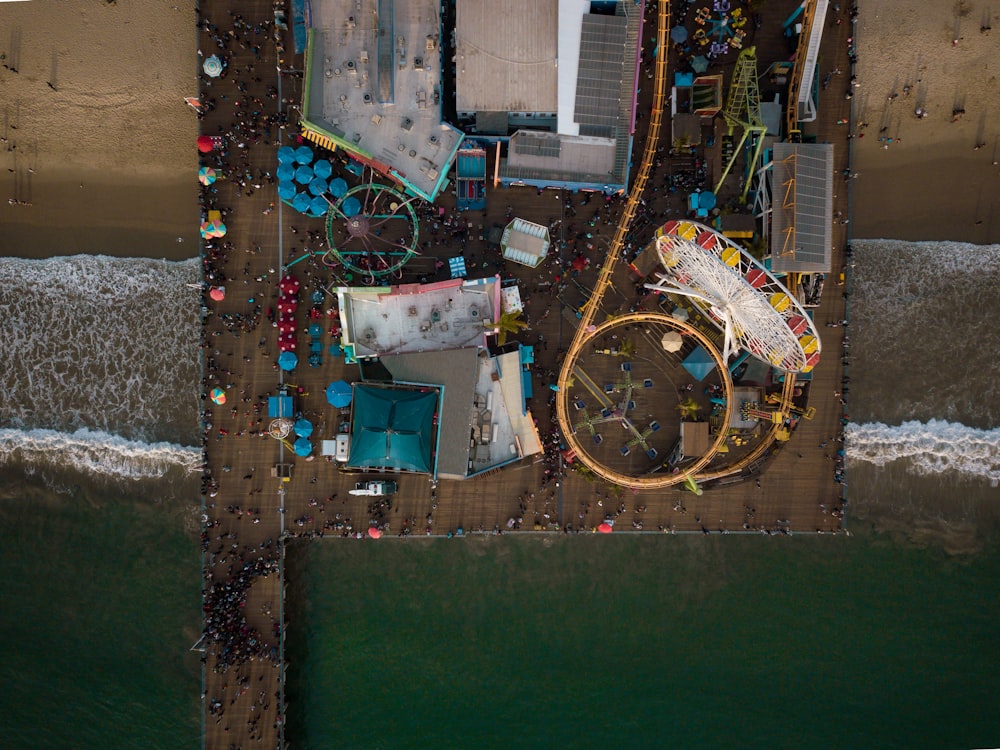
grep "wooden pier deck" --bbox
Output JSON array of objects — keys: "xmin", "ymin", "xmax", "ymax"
[{"xmin": 198, "ymin": 1, "xmax": 854, "ymax": 748}]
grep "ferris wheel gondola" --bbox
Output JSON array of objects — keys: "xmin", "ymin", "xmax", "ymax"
[{"xmin": 644, "ymin": 220, "xmax": 821, "ymax": 373}]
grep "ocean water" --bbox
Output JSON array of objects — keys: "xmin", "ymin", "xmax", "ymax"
[{"xmin": 0, "ymin": 255, "xmax": 203, "ymax": 749}]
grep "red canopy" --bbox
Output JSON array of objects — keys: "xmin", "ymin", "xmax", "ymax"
[
  {"xmin": 197, "ymin": 135, "xmax": 214, "ymax": 153},
  {"xmin": 279, "ymin": 275, "xmax": 300, "ymax": 294},
  {"xmin": 597, "ymin": 522, "xmax": 613, "ymax": 534},
  {"xmin": 278, "ymin": 339, "xmax": 297, "ymax": 352},
  {"xmin": 278, "ymin": 320, "xmax": 296, "ymax": 334},
  {"xmin": 278, "ymin": 301, "xmax": 297, "ymax": 315}
]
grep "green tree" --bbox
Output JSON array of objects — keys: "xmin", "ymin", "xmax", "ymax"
[{"xmin": 487, "ymin": 309, "xmax": 528, "ymax": 345}]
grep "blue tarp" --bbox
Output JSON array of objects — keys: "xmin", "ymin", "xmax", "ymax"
[{"xmin": 268, "ymin": 395, "xmax": 293, "ymax": 418}]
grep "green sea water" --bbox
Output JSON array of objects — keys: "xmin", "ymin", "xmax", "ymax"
[
  {"xmin": 286, "ymin": 533, "xmax": 1000, "ymax": 750},
  {"xmin": 0, "ymin": 481, "xmax": 202, "ymax": 750}
]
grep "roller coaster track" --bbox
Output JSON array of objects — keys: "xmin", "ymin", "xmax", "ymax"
[{"xmin": 556, "ymin": 0, "xmax": 798, "ymax": 489}]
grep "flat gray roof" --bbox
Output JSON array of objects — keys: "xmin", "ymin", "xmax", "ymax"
[
  {"xmin": 455, "ymin": 0, "xmax": 558, "ymax": 114},
  {"xmin": 338, "ymin": 277, "xmax": 501, "ymax": 360},
  {"xmin": 574, "ymin": 13, "xmax": 628, "ymax": 137},
  {"xmin": 770, "ymin": 143, "xmax": 834, "ymax": 273},
  {"xmin": 304, "ymin": 0, "xmax": 464, "ymax": 199},
  {"xmin": 503, "ymin": 131, "xmax": 616, "ymax": 182}
]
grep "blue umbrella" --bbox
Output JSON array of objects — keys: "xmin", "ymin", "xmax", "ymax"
[
  {"xmin": 312, "ymin": 160, "xmax": 333, "ymax": 179},
  {"xmin": 294, "ymin": 145, "xmax": 314, "ymax": 164},
  {"xmin": 308, "ymin": 177, "xmax": 328, "ymax": 196},
  {"xmin": 341, "ymin": 195, "xmax": 361, "ymax": 217},
  {"xmin": 278, "ymin": 350, "xmax": 298, "ymax": 371},
  {"xmin": 699, "ymin": 191, "xmax": 717, "ymax": 210},
  {"xmin": 277, "ymin": 163, "xmax": 295, "ymax": 181},
  {"xmin": 293, "ymin": 192, "xmax": 312, "ymax": 212},
  {"xmin": 310, "ymin": 290, "xmax": 325, "ymax": 304},
  {"xmin": 328, "ymin": 177, "xmax": 348, "ymax": 198},
  {"xmin": 294, "ymin": 165, "xmax": 314, "ymax": 185},
  {"xmin": 326, "ymin": 380, "xmax": 353, "ymax": 407},
  {"xmin": 294, "ymin": 418, "xmax": 313, "ymax": 438},
  {"xmin": 308, "ymin": 323, "xmax": 322, "ymax": 337},
  {"xmin": 278, "ymin": 181, "xmax": 296, "ymax": 200},
  {"xmin": 293, "ymin": 437, "xmax": 312, "ymax": 456},
  {"xmin": 278, "ymin": 145, "xmax": 297, "ymax": 163},
  {"xmin": 309, "ymin": 196, "xmax": 329, "ymax": 217},
  {"xmin": 670, "ymin": 25, "xmax": 688, "ymax": 44}
]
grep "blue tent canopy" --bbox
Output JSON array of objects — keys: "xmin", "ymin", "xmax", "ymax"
[
  {"xmin": 293, "ymin": 192, "xmax": 312, "ymax": 212},
  {"xmin": 312, "ymin": 160, "xmax": 333, "ymax": 179},
  {"xmin": 278, "ymin": 181, "xmax": 297, "ymax": 200},
  {"xmin": 294, "ymin": 145, "xmax": 314, "ymax": 164},
  {"xmin": 294, "ymin": 418, "xmax": 313, "ymax": 437},
  {"xmin": 347, "ymin": 385, "xmax": 437, "ymax": 474},
  {"xmin": 278, "ymin": 351, "xmax": 298, "ymax": 371},
  {"xmin": 682, "ymin": 345, "xmax": 717, "ymax": 382},
  {"xmin": 328, "ymin": 178, "xmax": 348, "ymax": 198},
  {"xmin": 293, "ymin": 437, "xmax": 312, "ymax": 456},
  {"xmin": 308, "ymin": 197, "xmax": 329, "ymax": 216},
  {"xmin": 294, "ymin": 165, "xmax": 314, "ymax": 185},
  {"xmin": 341, "ymin": 195, "xmax": 361, "ymax": 217},
  {"xmin": 268, "ymin": 394, "xmax": 293, "ymax": 418},
  {"xmin": 308, "ymin": 177, "xmax": 328, "ymax": 196},
  {"xmin": 326, "ymin": 380, "xmax": 353, "ymax": 407}
]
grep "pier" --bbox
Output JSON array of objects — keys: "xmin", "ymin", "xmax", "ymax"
[{"xmin": 197, "ymin": 0, "xmax": 854, "ymax": 747}]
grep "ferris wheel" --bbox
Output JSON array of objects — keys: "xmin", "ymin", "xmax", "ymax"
[
  {"xmin": 323, "ymin": 178, "xmax": 421, "ymax": 283},
  {"xmin": 644, "ymin": 220, "xmax": 821, "ymax": 373}
]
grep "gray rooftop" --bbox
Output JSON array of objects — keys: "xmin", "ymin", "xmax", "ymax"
[
  {"xmin": 770, "ymin": 143, "xmax": 834, "ymax": 273},
  {"xmin": 574, "ymin": 13, "xmax": 628, "ymax": 138},
  {"xmin": 337, "ymin": 277, "xmax": 500, "ymax": 360},
  {"xmin": 455, "ymin": 0, "xmax": 558, "ymax": 115},
  {"xmin": 503, "ymin": 131, "xmax": 617, "ymax": 182},
  {"xmin": 304, "ymin": 0, "xmax": 464, "ymax": 199}
]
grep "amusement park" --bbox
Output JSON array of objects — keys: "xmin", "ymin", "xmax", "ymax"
[{"xmin": 193, "ymin": 0, "xmax": 858, "ymax": 746}]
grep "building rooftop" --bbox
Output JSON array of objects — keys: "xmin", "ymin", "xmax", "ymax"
[
  {"xmin": 347, "ymin": 383, "xmax": 439, "ymax": 474},
  {"xmin": 455, "ymin": 0, "xmax": 558, "ymax": 115},
  {"xmin": 769, "ymin": 143, "xmax": 834, "ymax": 273},
  {"xmin": 302, "ymin": 0, "xmax": 464, "ymax": 200},
  {"xmin": 337, "ymin": 276, "xmax": 501, "ymax": 361}
]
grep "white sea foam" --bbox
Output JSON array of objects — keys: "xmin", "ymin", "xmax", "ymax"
[
  {"xmin": 846, "ymin": 420, "xmax": 1000, "ymax": 485},
  {"xmin": 0, "ymin": 255, "xmax": 202, "ymax": 445},
  {"xmin": 0, "ymin": 427, "xmax": 202, "ymax": 480}
]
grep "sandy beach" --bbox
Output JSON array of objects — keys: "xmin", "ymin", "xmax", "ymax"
[
  {"xmin": 852, "ymin": 0, "xmax": 1000, "ymax": 244},
  {"xmin": 0, "ymin": 0, "xmax": 198, "ymax": 259}
]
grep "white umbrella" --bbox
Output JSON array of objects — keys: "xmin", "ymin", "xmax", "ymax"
[
  {"xmin": 203, "ymin": 55, "xmax": 224, "ymax": 78},
  {"xmin": 661, "ymin": 331, "xmax": 684, "ymax": 352}
]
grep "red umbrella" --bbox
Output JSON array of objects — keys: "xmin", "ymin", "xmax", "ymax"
[
  {"xmin": 278, "ymin": 301, "xmax": 297, "ymax": 315},
  {"xmin": 367, "ymin": 527, "xmax": 382, "ymax": 539},
  {"xmin": 209, "ymin": 287, "xmax": 225, "ymax": 301},
  {"xmin": 279, "ymin": 275, "xmax": 300, "ymax": 294},
  {"xmin": 278, "ymin": 320, "xmax": 296, "ymax": 334},
  {"xmin": 197, "ymin": 135, "xmax": 214, "ymax": 153},
  {"xmin": 597, "ymin": 522, "xmax": 613, "ymax": 534},
  {"xmin": 278, "ymin": 339, "xmax": 295, "ymax": 352}
]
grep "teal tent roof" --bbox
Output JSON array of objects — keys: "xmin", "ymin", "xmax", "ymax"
[
  {"xmin": 682, "ymin": 345, "xmax": 716, "ymax": 382},
  {"xmin": 348, "ymin": 385, "xmax": 437, "ymax": 473}
]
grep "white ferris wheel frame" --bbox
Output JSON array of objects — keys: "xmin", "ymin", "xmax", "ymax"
[{"xmin": 643, "ymin": 221, "xmax": 821, "ymax": 373}]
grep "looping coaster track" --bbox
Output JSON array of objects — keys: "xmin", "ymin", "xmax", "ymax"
[{"xmin": 555, "ymin": 0, "xmax": 797, "ymax": 489}]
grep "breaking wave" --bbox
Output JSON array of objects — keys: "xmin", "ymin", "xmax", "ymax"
[
  {"xmin": 846, "ymin": 419, "xmax": 1000, "ymax": 486},
  {"xmin": 0, "ymin": 427, "xmax": 201, "ymax": 481}
]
